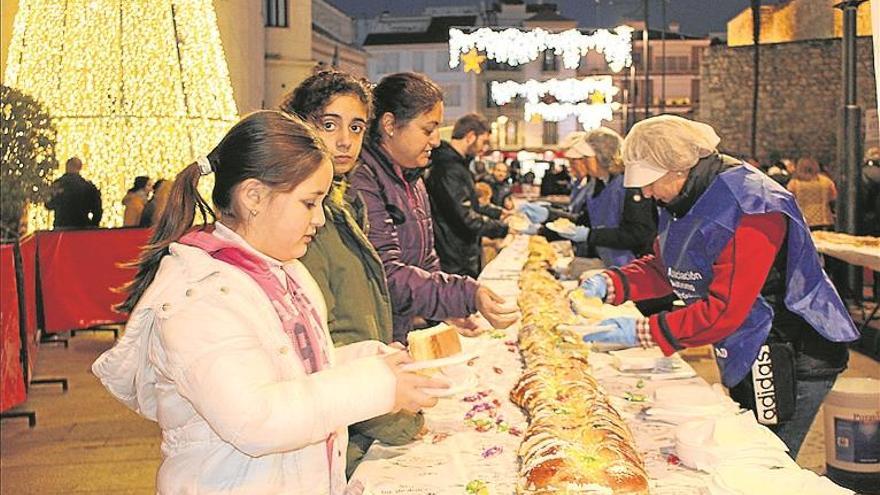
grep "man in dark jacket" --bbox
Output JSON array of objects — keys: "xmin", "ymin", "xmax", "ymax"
[
  {"xmin": 482, "ymin": 161, "xmax": 512, "ymax": 207},
  {"xmin": 46, "ymin": 157, "xmax": 103, "ymax": 228},
  {"xmin": 425, "ymin": 114, "xmax": 509, "ymax": 278}
]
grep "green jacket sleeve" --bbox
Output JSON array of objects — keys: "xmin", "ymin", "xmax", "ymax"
[
  {"xmin": 349, "ymin": 410, "xmax": 425, "ymax": 446},
  {"xmin": 299, "ymin": 218, "xmax": 339, "ymax": 333}
]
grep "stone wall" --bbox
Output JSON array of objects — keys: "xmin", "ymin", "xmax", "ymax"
[
  {"xmin": 699, "ymin": 37, "xmax": 877, "ymax": 172},
  {"xmin": 727, "ymin": 0, "xmax": 872, "ymax": 47}
]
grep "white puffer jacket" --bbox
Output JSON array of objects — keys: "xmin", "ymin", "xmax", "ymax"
[{"xmin": 93, "ymin": 240, "xmax": 397, "ymax": 495}]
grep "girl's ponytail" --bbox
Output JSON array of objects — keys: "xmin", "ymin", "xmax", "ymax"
[
  {"xmin": 117, "ymin": 159, "xmax": 215, "ymax": 313},
  {"xmin": 116, "ymin": 110, "xmax": 328, "ymax": 313}
]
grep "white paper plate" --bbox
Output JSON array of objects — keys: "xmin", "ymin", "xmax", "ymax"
[
  {"xmin": 709, "ymin": 464, "xmax": 854, "ymax": 495},
  {"xmin": 546, "ymin": 220, "xmax": 577, "ymax": 235},
  {"xmin": 654, "ymin": 384, "xmax": 733, "ymax": 408},
  {"xmin": 421, "ymin": 370, "xmax": 478, "ymax": 397},
  {"xmin": 674, "ymin": 413, "xmax": 794, "ymax": 472},
  {"xmin": 610, "ymin": 347, "xmax": 666, "ymax": 371},
  {"xmin": 399, "ymin": 351, "xmax": 479, "ymax": 372},
  {"xmin": 507, "ymin": 215, "xmax": 531, "ymax": 232}
]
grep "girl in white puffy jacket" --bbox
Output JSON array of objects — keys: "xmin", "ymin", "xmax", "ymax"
[{"xmin": 93, "ymin": 111, "xmax": 444, "ymax": 495}]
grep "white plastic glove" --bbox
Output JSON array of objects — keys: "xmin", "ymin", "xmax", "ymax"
[
  {"xmin": 518, "ymin": 203, "xmax": 549, "ymax": 223},
  {"xmin": 559, "ymin": 225, "xmax": 590, "ymax": 243}
]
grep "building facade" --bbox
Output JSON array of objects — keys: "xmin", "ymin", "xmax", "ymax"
[
  {"xmin": 699, "ymin": 36, "xmax": 877, "ymax": 167},
  {"xmin": 214, "ymin": 0, "xmax": 268, "ymax": 114},
  {"xmin": 0, "ymin": 0, "xmax": 16, "ymax": 86},
  {"xmin": 363, "ymin": 15, "xmax": 481, "ymax": 126},
  {"xmin": 312, "ymin": 0, "xmax": 367, "ymax": 78},
  {"xmin": 727, "ymin": 0, "xmax": 873, "ymax": 47},
  {"xmin": 203, "ymin": 0, "xmax": 317, "ymax": 113},
  {"xmin": 363, "ymin": 2, "xmax": 592, "ymax": 150},
  {"xmin": 2, "ymin": 1, "xmax": 365, "ymax": 115},
  {"xmin": 479, "ymin": 9, "xmax": 581, "ymax": 150},
  {"xmin": 262, "ymin": 0, "xmax": 315, "ymax": 110},
  {"xmin": 580, "ymin": 22, "xmax": 712, "ymax": 135},
  {"xmin": 360, "ymin": 1, "xmax": 711, "ymax": 150},
  {"xmin": 354, "ymin": 5, "xmax": 487, "ymax": 44},
  {"xmin": 700, "ymin": 0, "xmax": 879, "ymax": 165}
]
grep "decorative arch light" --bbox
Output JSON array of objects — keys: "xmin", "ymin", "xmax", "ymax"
[
  {"xmin": 490, "ymin": 76, "xmax": 619, "ymax": 106},
  {"xmin": 524, "ymin": 101, "xmax": 620, "ymax": 131},
  {"xmin": 449, "ymin": 25, "xmax": 633, "ymax": 72},
  {"xmin": 5, "ymin": 0, "xmax": 239, "ymax": 229},
  {"xmin": 491, "ymin": 76, "xmax": 621, "ymax": 130}
]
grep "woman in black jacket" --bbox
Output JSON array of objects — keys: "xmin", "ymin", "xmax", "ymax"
[{"xmin": 521, "ymin": 128, "xmax": 657, "ymax": 265}]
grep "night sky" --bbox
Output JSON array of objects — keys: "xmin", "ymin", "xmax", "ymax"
[{"xmin": 329, "ymin": 0, "xmax": 758, "ymax": 37}]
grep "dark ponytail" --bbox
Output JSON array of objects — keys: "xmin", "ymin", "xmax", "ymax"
[
  {"xmin": 117, "ymin": 110, "xmax": 328, "ymax": 313},
  {"xmin": 117, "ymin": 161, "xmax": 214, "ymax": 313},
  {"xmin": 369, "ymin": 72, "xmax": 444, "ymax": 142}
]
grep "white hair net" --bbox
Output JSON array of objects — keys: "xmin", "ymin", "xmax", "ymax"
[
  {"xmin": 558, "ymin": 131, "xmax": 595, "ymax": 158},
  {"xmin": 622, "ymin": 115, "xmax": 721, "ymax": 173}
]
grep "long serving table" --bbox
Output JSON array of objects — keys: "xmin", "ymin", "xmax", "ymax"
[
  {"xmin": 811, "ymin": 232, "xmax": 880, "ymax": 273},
  {"xmin": 811, "ymin": 231, "xmax": 880, "ymax": 334},
  {"xmin": 350, "ymin": 235, "xmax": 716, "ymax": 494}
]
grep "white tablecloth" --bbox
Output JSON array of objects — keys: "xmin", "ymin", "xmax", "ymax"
[
  {"xmin": 351, "ymin": 236, "xmax": 714, "ymax": 494},
  {"xmin": 812, "ymin": 237, "xmax": 880, "ymax": 272},
  {"xmin": 813, "ymin": 230, "xmax": 880, "ymax": 271}
]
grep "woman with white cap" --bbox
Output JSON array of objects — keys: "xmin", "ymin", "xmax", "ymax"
[
  {"xmin": 519, "ymin": 128, "xmax": 657, "ymax": 267},
  {"xmin": 519, "ymin": 131, "xmax": 592, "ymax": 225},
  {"xmin": 574, "ymin": 115, "xmax": 859, "ymax": 457},
  {"xmin": 560, "ymin": 130, "xmax": 594, "ymax": 215}
]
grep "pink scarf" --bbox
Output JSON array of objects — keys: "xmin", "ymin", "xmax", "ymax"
[
  {"xmin": 179, "ymin": 229, "xmax": 329, "ymax": 372},
  {"xmin": 178, "ymin": 229, "xmax": 337, "ymax": 470}
]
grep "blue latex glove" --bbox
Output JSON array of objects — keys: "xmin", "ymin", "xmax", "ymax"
[
  {"xmin": 559, "ymin": 225, "xmax": 590, "ymax": 243},
  {"xmin": 518, "ymin": 202, "xmax": 549, "ymax": 223},
  {"xmin": 582, "ymin": 317, "xmax": 638, "ymax": 347},
  {"xmin": 578, "ymin": 274, "xmax": 607, "ymax": 299},
  {"xmin": 522, "ymin": 222, "xmax": 540, "ymax": 235}
]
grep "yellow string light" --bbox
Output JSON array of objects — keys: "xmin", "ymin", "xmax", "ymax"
[
  {"xmin": 460, "ymin": 49, "xmax": 486, "ymax": 74},
  {"xmin": 5, "ymin": 0, "xmax": 238, "ymax": 229}
]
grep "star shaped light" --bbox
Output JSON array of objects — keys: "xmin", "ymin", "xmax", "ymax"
[
  {"xmin": 590, "ymin": 90, "xmax": 607, "ymax": 105},
  {"xmin": 461, "ymin": 49, "xmax": 486, "ymax": 74}
]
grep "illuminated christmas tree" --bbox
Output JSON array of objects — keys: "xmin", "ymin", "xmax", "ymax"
[{"xmin": 4, "ymin": 0, "xmax": 238, "ymax": 228}]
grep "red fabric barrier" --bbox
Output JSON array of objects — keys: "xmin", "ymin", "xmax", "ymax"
[
  {"xmin": 36, "ymin": 228, "xmax": 151, "ymax": 333},
  {"xmin": 18, "ymin": 234, "xmax": 38, "ymax": 380},
  {"xmin": 0, "ymin": 243, "xmax": 26, "ymax": 412}
]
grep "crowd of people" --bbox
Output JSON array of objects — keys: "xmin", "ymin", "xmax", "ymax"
[
  {"xmin": 72, "ymin": 67, "xmax": 865, "ymax": 494},
  {"xmin": 742, "ymin": 150, "xmax": 880, "ymax": 236},
  {"xmin": 45, "ymin": 157, "xmax": 103, "ymax": 229},
  {"xmin": 44, "ymin": 163, "xmax": 172, "ymax": 230}
]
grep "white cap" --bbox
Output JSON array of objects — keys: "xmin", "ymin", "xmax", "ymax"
[
  {"xmin": 558, "ymin": 131, "xmax": 595, "ymax": 159},
  {"xmin": 623, "ymin": 159, "xmax": 670, "ymax": 188},
  {"xmin": 622, "ymin": 115, "xmax": 721, "ymax": 188}
]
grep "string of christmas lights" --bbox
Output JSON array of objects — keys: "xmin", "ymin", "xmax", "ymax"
[
  {"xmin": 490, "ymin": 76, "xmax": 621, "ymax": 130},
  {"xmin": 524, "ymin": 101, "xmax": 620, "ymax": 130},
  {"xmin": 490, "ymin": 76, "xmax": 619, "ymax": 106},
  {"xmin": 5, "ymin": 0, "xmax": 238, "ymax": 229},
  {"xmin": 449, "ymin": 26, "xmax": 633, "ymax": 72}
]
